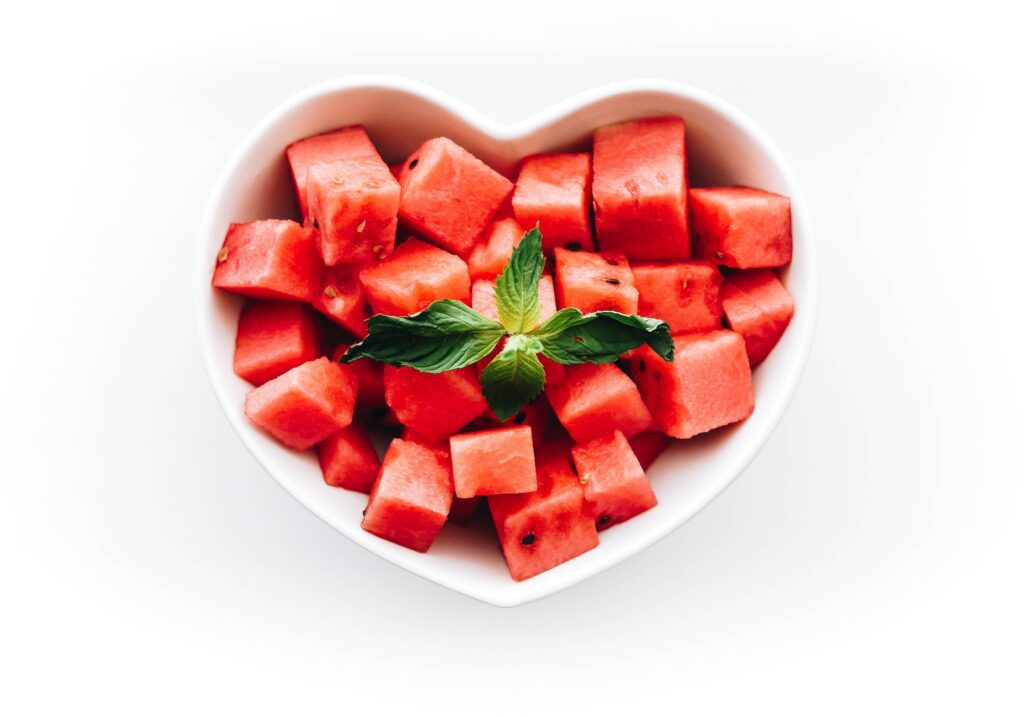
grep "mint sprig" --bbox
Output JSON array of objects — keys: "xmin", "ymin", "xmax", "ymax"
[{"xmin": 341, "ymin": 227, "xmax": 674, "ymax": 420}]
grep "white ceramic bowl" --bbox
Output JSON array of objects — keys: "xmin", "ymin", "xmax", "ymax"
[{"xmin": 194, "ymin": 76, "xmax": 817, "ymax": 607}]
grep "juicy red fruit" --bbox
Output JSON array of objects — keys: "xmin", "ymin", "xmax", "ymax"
[
  {"xmin": 572, "ymin": 430, "xmax": 657, "ymax": 529},
  {"xmin": 721, "ymin": 269, "xmax": 795, "ymax": 366},
  {"xmin": 546, "ymin": 363, "xmax": 653, "ymax": 443},
  {"xmin": 318, "ymin": 423, "xmax": 381, "ymax": 493},
  {"xmin": 233, "ymin": 301, "xmax": 321, "ymax": 386},
  {"xmin": 554, "ymin": 248, "xmax": 638, "ymax": 314},
  {"xmin": 285, "ymin": 125, "xmax": 380, "ymax": 220},
  {"xmin": 212, "ymin": 220, "xmax": 320, "ymax": 302},
  {"xmin": 383, "ymin": 365, "xmax": 489, "ymax": 443},
  {"xmin": 690, "ymin": 187, "xmax": 792, "ymax": 269},
  {"xmin": 449, "ymin": 425, "xmax": 537, "ymax": 498},
  {"xmin": 359, "ymin": 238, "xmax": 470, "ymax": 316},
  {"xmin": 511, "ymin": 153, "xmax": 594, "ymax": 253}
]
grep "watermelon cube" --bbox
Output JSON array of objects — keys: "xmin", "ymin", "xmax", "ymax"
[
  {"xmin": 317, "ymin": 423, "xmax": 381, "ymax": 493},
  {"xmin": 592, "ymin": 116, "xmax": 689, "ymax": 260},
  {"xmin": 383, "ymin": 365, "xmax": 489, "ymax": 442},
  {"xmin": 398, "ymin": 137, "xmax": 513, "ymax": 257},
  {"xmin": 212, "ymin": 220, "xmax": 320, "ymax": 302},
  {"xmin": 359, "ymin": 238, "xmax": 471, "ymax": 316},
  {"xmin": 631, "ymin": 261, "xmax": 723, "ymax": 334},
  {"xmin": 331, "ymin": 343, "xmax": 385, "ymax": 414},
  {"xmin": 546, "ymin": 363, "xmax": 653, "ymax": 442},
  {"xmin": 468, "ymin": 217, "xmax": 526, "ymax": 280},
  {"xmin": 285, "ymin": 125, "xmax": 379, "ymax": 219},
  {"xmin": 450, "ymin": 425, "xmax": 537, "ymax": 498},
  {"xmin": 306, "ymin": 156, "xmax": 400, "ymax": 266},
  {"xmin": 553, "ymin": 248, "xmax": 638, "ymax": 314},
  {"xmin": 511, "ymin": 153, "xmax": 594, "ymax": 253},
  {"xmin": 233, "ymin": 301, "xmax": 321, "ymax": 386},
  {"xmin": 489, "ymin": 439, "xmax": 600, "ymax": 581},
  {"xmin": 630, "ymin": 330, "xmax": 754, "ymax": 439},
  {"xmin": 243, "ymin": 357, "xmax": 358, "ymax": 450},
  {"xmin": 690, "ymin": 187, "xmax": 792, "ymax": 269},
  {"xmin": 572, "ymin": 430, "xmax": 657, "ymax": 529},
  {"xmin": 313, "ymin": 264, "xmax": 370, "ymax": 338},
  {"xmin": 627, "ymin": 431, "xmax": 673, "ymax": 471},
  {"xmin": 721, "ymin": 269, "xmax": 795, "ymax": 366},
  {"xmin": 361, "ymin": 438, "xmax": 453, "ymax": 552}
]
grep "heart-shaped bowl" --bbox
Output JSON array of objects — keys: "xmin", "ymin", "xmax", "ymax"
[{"xmin": 195, "ymin": 76, "xmax": 816, "ymax": 607}]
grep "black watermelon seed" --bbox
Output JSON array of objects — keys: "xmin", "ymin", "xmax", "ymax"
[
  {"xmin": 521, "ymin": 532, "xmax": 536, "ymax": 546},
  {"xmin": 514, "ymin": 411, "xmax": 527, "ymax": 424},
  {"xmin": 638, "ymin": 359, "xmax": 647, "ymax": 372},
  {"xmin": 408, "ymin": 158, "xmax": 419, "ymax": 169},
  {"xmin": 565, "ymin": 241, "xmax": 582, "ymax": 251},
  {"xmin": 598, "ymin": 515, "xmax": 611, "ymax": 526},
  {"xmin": 603, "ymin": 277, "xmax": 621, "ymax": 285},
  {"xmin": 312, "ymin": 218, "xmax": 320, "ymax": 230}
]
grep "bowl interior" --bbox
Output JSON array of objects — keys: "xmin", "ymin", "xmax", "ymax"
[{"xmin": 196, "ymin": 79, "xmax": 814, "ymax": 606}]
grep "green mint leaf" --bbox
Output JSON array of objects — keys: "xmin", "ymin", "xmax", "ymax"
[
  {"xmin": 494, "ymin": 225, "xmax": 545, "ymax": 334},
  {"xmin": 341, "ymin": 299, "xmax": 506, "ymax": 373},
  {"xmin": 479, "ymin": 333, "xmax": 546, "ymax": 421},
  {"xmin": 532, "ymin": 309, "xmax": 674, "ymax": 365}
]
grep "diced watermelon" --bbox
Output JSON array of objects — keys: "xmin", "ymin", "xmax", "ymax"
[
  {"xmin": 546, "ymin": 363, "xmax": 653, "ymax": 442},
  {"xmin": 384, "ymin": 365, "xmax": 488, "ymax": 442},
  {"xmin": 468, "ymin": 217, "xmax": 525, "ymax": 280},
  {"xmin": 361, "ymin": 438, "xmax": 453, "ymax": 552},
  {"xmin": 592, "ymin": 116, "xmax": 689, "ymax": 260},
  {"xmin": 317, "ymin": 423, "xmax": 381, "ymax": 493},
  {"xmin": 450, "ymin": 425, "xmax": 537, "ymax": 498},
  {"xmin": 471, "ymin": 277, "xmax": 564, "ymax": 384},
  {"xmin": 511, "ymin": 153, "xmax": 594, "ymax": 253},
  {"xmin": 553, "ymin": 248, "xmax": 638, "ymax": 314},
  {"xmin": 398, "ymin": 137, "xmax": 513, "ymax": 257},
  {"xmin": 285, "ymin": 126, "xmax": 379, "ymax": 219},
  {"xmin": 313, "ymin": 264, "xmax": 370, "ymax": 338},
  {"xmin": 306, "ymin": 156, "xmax": 400, "ymax": 266},
  {"xmin": 488, "ymin": 438, "xmax": 599, "ymax": 581},
  {"xmin": 690, "ymin": 187, "xmax": 792, "ymax": 269},
  {"xmin": 358, "ymin": 238, "xmax": 471, "ymax": 316},
  {"xmin": 631, "ymin": 261, "xmax": 723, "ymax": 334},
  {"xmin": 233, "ymin": 301, "xmax": 321, "ymax": 386},
  {"xmin": 630, "ymin": 330, "xmax": 754, "ymax": 439},
  {"xmin": 243, "ymin": 357, "xmax": 358, "ymax": 450},
  {"xmin": 721, "ymin": 269, "xmax": 795, "ymax": 366},
  {"xmin": 627, "ymin": 431, "xmax": 673, "ymax": 471},
  {"xmin": 572, "ymin": 430, "xmax": 657, "ymax": 529},
  {"xmin": 330, "ymin": 343, "xmax": 385, "ymax": 415},
  {"xmin": 212, "ymin": 220, "xmax": 320, "ymax": 302}
]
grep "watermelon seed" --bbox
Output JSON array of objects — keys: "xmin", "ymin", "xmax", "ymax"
[
  {"xmin": 408, "ymin": 158, "xmax": 419, "ymax": 170},
  {"xmin": 372, "ymin": 244, "xmax": 385, "ymax": 255},
  {"xmin": 324, "ymin": 286, "xmax": 338, "ymax": 299},
  {"xmin": 603, "ymin": 277, "xmax": 621, "ymax": 285},
  {"xmin": 312, "ymin": 218, "xmax": 320, "ymax": 230},
  {"xmin": 597, "ymin": 515, "xmax": 611, "ymax": 527},
  {"xmin": 356, "ymin": 220, "xmax": 367, "ymax": 233},
  {"xmin": 514, "ymin": 411, "xmax": 527, "ymax": 424},
  {"xmin": 362, "ymin": 509, "xmax": 367, "ymax": 517},
  {"xmin": 565, "ymin": 242, "xmax": 582, "ymax": 251},
  {"xmin": 715, "ymin": 251, "xmax": 726, "ymax": 261},
  {"xmin": 521, "ymin": 532, "xmax": 536, "ymax": 546},
  {"xmin": 332, "ymin": 176, "xmax": 346, "ymax": 185},
  {"xmin": 217, "ymin": 247, "xmax": 229, "ymax": 263},
  {"xmin": 638, "ymin": 359, "xmax": 647, "ymax": 372}
]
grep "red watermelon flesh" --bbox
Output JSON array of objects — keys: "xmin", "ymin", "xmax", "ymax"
[
  {"xmin": 511, "ymin": 153, "xmax": 594, "ymax": 253},
  {"xmin": 361, "ymin": 438, "xmax": 453, "ymax": 553},
  {"xmin": 243, "ymin": 357, "xmax": 358, "ymax": 450},
  {"xmin": 627, "ymin": 431, "xmax": 673, "ymax": 471},
  {"xmin": 554, "ymin": 248, "xmax": 638, "ymax": 314},
  {"xmin": 306, "ymin": 157, "xmax": 400, "ymax": 266},
  {"xmin": 318, "ymin": 423, "xmax": 381, "ymax": 493},
  {"xmin": 384, "ymin": 365, "xmax": 488, "ymax": 442},
  {"xmin": 313, "ymin": 264, "xmax": 370, "ymax": 338},
  {"xmin": 398, "ymin": 137, "xmax": 513, "ymax": 258},
  {"xmin": 572, "ymin": 430, "xmax": 657, "ymax": 529},
  {"xmin": 285, "ymin": 126, "xmax": 379, "ymax": 219},
  {"xmin": 721, "ymin": 269, "xmax": 795, "ymax": 366},
  {"xmin": 212, "ymin": 220, "xmax": 320, "ymax": 302},
  {"xmin": 488, "ymin": 438, "xmax": 599, "ymax": 581},
  {"xmin": 632, "ymin": 261, "xmax": 723, "ymax": 334},
  {"xmin": 468, "ymin": 217, "xmax": 525, "ymax": 280},
  {"xmin": 450, "ymin": 425, "xmax": 537, "ymax": 498},
  {"xmin": 546, "ymin": 363, "xmax": 653, "ymax": 443},
  {"xmin": 690, "ymin": 187, "xmax": 792, "ymax": 269},
  {"xmin": 592, "ymin": 116, "xmax": 689, "ymax": 261},
  {"xmin": 233, "ymin": 301, "xmax": 321, "ymax": 386},
  {"xmin": 359, "ymin": 238, "xmax": 470, "ymax": 316},
  {"xmin": 330, "ymin": 343, "xmax": 385, "ymax": 414},
  {"xmin": 629, "ymin": 330, "xmax": 754, "ymax": 439}
]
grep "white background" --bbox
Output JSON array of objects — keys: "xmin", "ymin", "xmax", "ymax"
[{"xmin": 2, "ymin": 1, "xmax": 1022, "ymax": 714}]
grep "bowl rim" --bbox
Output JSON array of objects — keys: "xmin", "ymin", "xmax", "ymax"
[{"xmin": 194, "ymin": 75, "xmax": 818, "ymax": 607}]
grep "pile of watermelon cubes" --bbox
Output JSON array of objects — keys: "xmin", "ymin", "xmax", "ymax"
[{"xmin": 211, "ymin": 117, "xmax": 795, "ymax": 581}]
